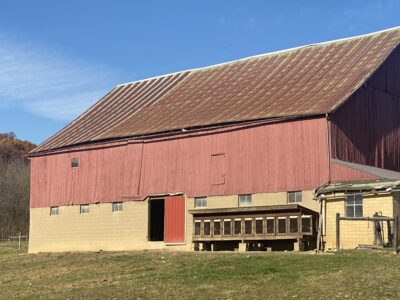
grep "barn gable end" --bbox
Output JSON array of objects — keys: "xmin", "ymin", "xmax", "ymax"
[{"xmin": 331, "ymin": 45, "xmax": 400, "ymax": 171}]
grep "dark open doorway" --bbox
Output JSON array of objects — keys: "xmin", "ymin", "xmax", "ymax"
[{"xmin": 149, "ymin": 199, "xmax": 165, "ymax": 241}]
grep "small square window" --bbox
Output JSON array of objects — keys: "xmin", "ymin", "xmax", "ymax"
[
  {"xmin": 71, "ymin": 158, "xmax": 79, "ymax": 168},
  {"xmin": 112, "ymin": 202, "xmax": 123, "ymax": 212},
  {"xmin": 239, "ymin": 194, "xmax": 252, "ymax": 207},
  {"xmin": 287, "ymin": 191, "xmax": 302, "ymax": 203},
  {"xmin": 80, "ymin": 204, "xmax": 89, "ymax": 214},
  {"xmin": 50, "ymin": 206, "xmax": 59, "ymax": 216},
  {"xmin": 346, "ymin": 194, "xmax": 363, "ymax": 217},
  {"xmin": 195, "ymin": 197, "xmax": 207, "ymax": 208}
]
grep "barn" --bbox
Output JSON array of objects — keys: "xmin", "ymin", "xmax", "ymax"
[{"xmin": 28, "ymin": 27, "xmax": 400, "ymax": 253}]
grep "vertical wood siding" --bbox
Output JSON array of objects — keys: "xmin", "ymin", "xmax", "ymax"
[
  {"xmin": 164, "ymin": 195, "xmax": 186, "ymax": 243},
  {"xmin": 331, "ymin": 46, "xmax": 400, "ymax": 171},
  {"xmin": 210, "ymin": 153, "xmax": 226, "ymax": 185},
  {"xmin": 31, "ymin": 117, "xmax": 331, "ymax": 208},
  {"xmin": 31, "ymin": 117, "xmax": 332, "ymax": 208}
]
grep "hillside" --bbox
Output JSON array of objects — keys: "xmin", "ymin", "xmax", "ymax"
[
  {"xmin": 0, "ymin": 132, "xmax": 36, "ymax": 239},
  {"xmin": 0, "ymin": 132, "xmax": 35, "ymax": 162},
  {"xmin": 1, "ymin": 244, "xmax": 400, "ymax": 299}
]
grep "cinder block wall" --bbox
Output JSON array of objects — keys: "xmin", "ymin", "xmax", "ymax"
[
  {"xmin": 193, "ymin": 191, "xmax": 318, "ymax": 211},
  {"xmin": 29, "ymin": 191, "xmax": 317, "ymax": 253},
  {"xmin": 29, "ymin": 200, "xmax": 194, "ymax": 253},
  {"xmin": 324, "ymin": 195, "xmax": 394, "ymax": 250}
]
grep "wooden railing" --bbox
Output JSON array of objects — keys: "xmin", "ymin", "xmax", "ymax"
[{"xmin": 335, "ymin": 213, "xmax": 399, "ymax": 253}]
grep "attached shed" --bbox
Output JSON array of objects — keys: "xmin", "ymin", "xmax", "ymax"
[
  {"xmin": 315, "ymin": 177, "xmax": 400, "ymax": 250},
  {"xmin": 28, "ymin": 27, "xmax": 400, "ymax": 253}
]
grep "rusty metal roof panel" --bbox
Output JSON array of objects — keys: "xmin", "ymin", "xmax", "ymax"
[
  {"xmin": 33, "ymin": 27, "xmax": 400, "ymax": 153},
  {"xmin": 332, "ymin": 159, "xmax": 400, "ymax": 180},
  {"xmin": 315, "ymin": 179, "xmax": 400, "ymax": 195}
]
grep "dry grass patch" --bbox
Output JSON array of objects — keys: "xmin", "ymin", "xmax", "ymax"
[{"xmin": 0, "ymin": 243, "xmax": 400, "ymax": 299}]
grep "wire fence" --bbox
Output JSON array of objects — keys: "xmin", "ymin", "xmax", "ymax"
[
  {"xmin": 0, "ymin": 232, "xmax": 29, "ymax": 251},
  {"xmin": 0, "ymin": 233, "xmax": 28, "ymax": 251}
]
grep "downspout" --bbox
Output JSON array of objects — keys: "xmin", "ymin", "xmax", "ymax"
[
  {"xmin": 319, "ymin": 113, "xmax": 331, "ymax": 251},
  {"xmin": 316, "ymin": 197, "xmax": 322, "ymax": 252},
  {"xmin": 315, "ymin": 194, "xmax": 326, "ymax": 252}
]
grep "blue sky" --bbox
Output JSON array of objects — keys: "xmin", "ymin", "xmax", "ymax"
[{"xmin": 0, "ymin": 0, "xmax": 399, "ymax": 145}]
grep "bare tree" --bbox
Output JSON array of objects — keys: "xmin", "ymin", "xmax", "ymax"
[{"xmin": 0, "ymin": 133, "xmax": 35, "ymax": 239}]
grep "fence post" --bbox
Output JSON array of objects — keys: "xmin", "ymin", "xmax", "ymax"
[
  {"xmin": 18, "ymin": 232, "xmax": 21, "ymax": 251},
  {"xmin": 336, "ymin": 213, "xmax": 340, "ymax": 251},
  {"xmin": 394, "ymin": 216, "xmax": 399, "ymax": 254}
]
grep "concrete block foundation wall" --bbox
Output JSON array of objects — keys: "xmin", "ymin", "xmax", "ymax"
[
  {"xmin": 196, "ymin": 191, "xmax": 318, "ymax": 211},
  {"xmin": 29, "ymin": 190, "xmax": 317, "ymax": 253},
  {"xmin": 29, "ymin": 199, "xmax": 195, "ymax": 253},
  {"xmin": 324, "ymin": 195, "xmax": 395, "ymax": 250}
]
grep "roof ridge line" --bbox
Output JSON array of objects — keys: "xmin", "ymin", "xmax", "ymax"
[{"xmin": 116, "ymin": 26, "xmax": 400, "ymax": 88}]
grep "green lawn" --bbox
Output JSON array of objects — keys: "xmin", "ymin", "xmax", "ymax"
[{"xmin": 0, "ymin": 242, "xmax": 399, "ymax": 299}]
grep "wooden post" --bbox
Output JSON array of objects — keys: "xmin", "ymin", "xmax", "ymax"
[
  {"xmin": 336, "ymin": 213, "xmax": 340, "ymax": 251},
  {"xmin": 393, "ymin": 216, "xmax": 398, "ymax": 254},
  {"xmin": 316, "ymin": 200, "xmax": 323, "ymax": 252},
  {"xmin": 373, "ymin": 212, "xmax": 378, "ymax": 245},
  {"xmin": 18, "ymin": 232, "xmax": 21, "ymax": 251}
]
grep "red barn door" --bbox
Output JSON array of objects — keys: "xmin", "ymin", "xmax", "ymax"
[{"xmin": 164, "ymin": 195, "xmax": 186, "ymax": 244}]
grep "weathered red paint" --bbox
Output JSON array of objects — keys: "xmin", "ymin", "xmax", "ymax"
[
  {"xmin": 210, "ymin": 153, "xmax": 226, "ymax": 185},
  {"xmin": 164, "ymin": 195, "xmax": 186, "ymax": 243},
  {"xmin": 30, "ymin": 117, "xmax": 333, "ymax": 208},
  {"xmin": 331, "ymin": 46, "xmax": 400, "ymax": 171}
]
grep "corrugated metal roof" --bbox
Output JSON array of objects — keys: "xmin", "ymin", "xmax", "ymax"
[
  {"xmin": 332, "ymin": 159, "xmax": 400, "ymax": 180},
  {"xmin": 33, "ymin": 27, "xmax": 400, "ymax": 154},
  {"xmin": 315, "ymin": 179, "xmax": 400, "ymax": 195}
]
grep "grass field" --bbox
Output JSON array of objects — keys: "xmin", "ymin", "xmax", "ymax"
[{"xmin": 0, "ymin": 242, "xmax": 399, "ymax": 299}]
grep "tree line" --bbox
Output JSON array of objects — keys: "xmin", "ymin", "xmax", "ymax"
[{"xmin": 0, "ymin": 132, "xmax": 36, "ymax": 239}]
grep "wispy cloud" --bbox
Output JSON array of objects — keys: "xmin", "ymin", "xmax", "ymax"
[{"xmin": 0, "ymin": 34, "xmax": 119, "ymax": 121}]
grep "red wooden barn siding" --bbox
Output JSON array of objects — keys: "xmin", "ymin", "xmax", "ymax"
[
  {"xmin": 330, "ymin": 46, "xmax": 400, "ymax": 171},
  {"xmin": 164, "ymin": 195, "xmax": 186, "ymax": 243},
  {"xmin": 30, "ymin": 117, "xmax": 332, "ymax": 208}
]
